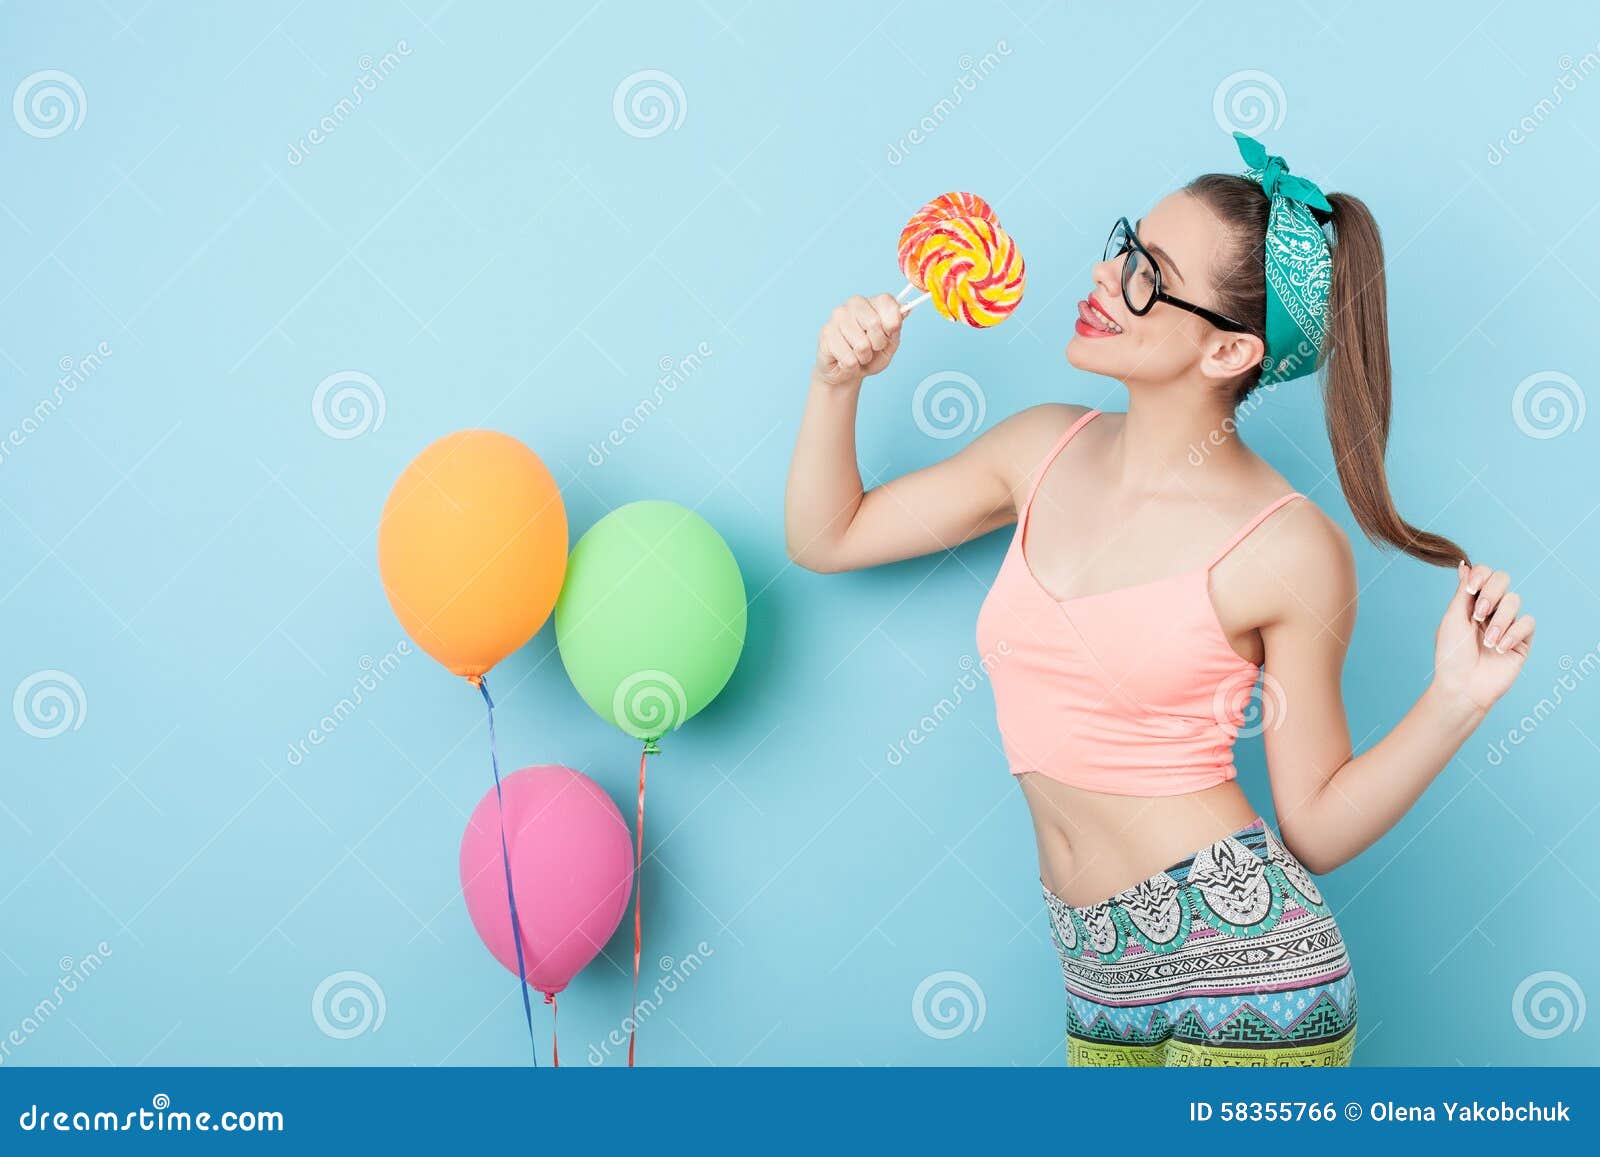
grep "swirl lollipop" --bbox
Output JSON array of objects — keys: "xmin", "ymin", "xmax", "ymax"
[
  {"xmin": 904, "ymin": 215, "xmax": 1025, "ymax": 328},
  {"xmin": 897, "ymin": 191, "xmax": 997, "ymax": 284}
]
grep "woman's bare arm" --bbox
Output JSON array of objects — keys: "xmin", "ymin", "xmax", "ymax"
[
  {"xmin": 1257, "ymin": 519, "xmax": 1533, "ymax": 873},
  {"xmin": 784, "ymin": 292, "xmax": 1077, "ymax": 574}
]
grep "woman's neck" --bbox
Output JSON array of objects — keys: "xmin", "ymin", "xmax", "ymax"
[{"xmin": 1110, "ymin": 385, "xmax": 1249, "ymax": 491}]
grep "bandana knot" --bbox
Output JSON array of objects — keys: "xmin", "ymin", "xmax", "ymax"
[{"xmin": 1232, "ymin": 131, "xmax": 1334, "ymax": 385}]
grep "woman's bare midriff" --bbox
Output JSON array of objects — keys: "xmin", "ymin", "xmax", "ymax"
[{"xmin": 1018, "ymin": 771, "xmax": 1260, "ymax": 906}]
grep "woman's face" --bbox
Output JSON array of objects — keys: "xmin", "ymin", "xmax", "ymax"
[{"xmin": 1066, "ymin": 191, "xmax": 1260, "ymax": 387}]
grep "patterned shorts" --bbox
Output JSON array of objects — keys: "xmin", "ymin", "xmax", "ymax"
[{"xmin": 1045, "ymin": 817, "xmax": 1357, "ymax": 1066}]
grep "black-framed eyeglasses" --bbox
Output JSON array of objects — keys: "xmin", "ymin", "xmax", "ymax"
[{"xmin": 1103, "ymin": 217, "xmax": 1252, "ymax": 333}]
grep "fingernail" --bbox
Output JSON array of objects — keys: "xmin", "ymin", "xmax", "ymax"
[
  {"xmin": 1495, "ymin": 641, "xmax": 1509, "ymax": 654},
  {"xmin": 1483, "ymin": 627, "xmax": 1500, "ymax": 646}
]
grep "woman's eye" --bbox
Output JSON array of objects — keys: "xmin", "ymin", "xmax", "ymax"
[{"xmin": 1138, "ymin": 267, "xmax": 1156, "ymax": 287}]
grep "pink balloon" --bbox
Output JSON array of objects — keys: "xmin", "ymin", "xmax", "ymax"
[{"xmin": 459, "ymin": 765, "xmax": 634, "ymax": 997}]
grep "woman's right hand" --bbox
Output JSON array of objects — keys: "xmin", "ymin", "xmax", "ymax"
[{"xmin": 814, "ymin": 294, "xmax": 903, "ymax": 388}]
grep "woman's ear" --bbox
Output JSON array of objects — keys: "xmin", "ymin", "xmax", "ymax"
[{"xmin": 1198, "ymin": 331, "xmax": 1266, "ymax": 383}]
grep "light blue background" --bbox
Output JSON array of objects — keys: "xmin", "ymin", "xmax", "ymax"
[{"xmin": 1, "ymin": 1, "xmax": 1596, "ymax": 1067}]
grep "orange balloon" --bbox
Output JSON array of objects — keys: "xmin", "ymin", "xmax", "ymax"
[{"xmin": 378, "ymin": 430, "xmax": 568, "ymax": 679}]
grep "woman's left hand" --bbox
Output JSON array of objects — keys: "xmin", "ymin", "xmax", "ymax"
[{"xmin": 1432, "ymin": 561, "xmax": 1535, "ymax": 711}]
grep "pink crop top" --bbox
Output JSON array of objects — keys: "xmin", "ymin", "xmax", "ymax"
[{"xmin": 975, "ymin": 408, "xmax": 1306, "ymax": 796}]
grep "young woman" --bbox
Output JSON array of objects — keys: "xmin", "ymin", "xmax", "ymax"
[{"xmin": 783, "ymin": 133, "xmax": 1535, "ymax": 1066}]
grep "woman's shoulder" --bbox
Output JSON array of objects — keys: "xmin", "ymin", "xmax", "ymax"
[
  {"xmin": 1244, "ymin": 488, "xmax": 1358, "ymax": 625},
  {"xmin": 986, "ymin": 401, "xmax": 1106, "ymax": 457},
  {"xmin": 975, "ymin": 402, "xmax": 1103, "ymax": 500}
]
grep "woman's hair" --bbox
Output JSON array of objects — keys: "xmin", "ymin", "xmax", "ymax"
[{"xmin": 1185, "ymin": 173, "xmax": 1467, "ymax": 568}]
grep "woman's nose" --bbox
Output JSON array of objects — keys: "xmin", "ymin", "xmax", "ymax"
[{"xmin": 1090, "ymin": 255, "xmax": 1121, "ymax": 293}]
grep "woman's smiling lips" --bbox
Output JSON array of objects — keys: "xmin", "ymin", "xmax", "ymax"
[{"xmin": 1074, "ymin": 295, "xmax": 1123, "ymax": 338}]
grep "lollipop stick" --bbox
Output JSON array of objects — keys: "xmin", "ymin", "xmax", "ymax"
[
  {"xmin": 895, "ymin": 283, "xmax": 917, "ymax": 303},
  {"xmin": 899, "ymin": 292, "xmax": 930, "ymax": 316}
]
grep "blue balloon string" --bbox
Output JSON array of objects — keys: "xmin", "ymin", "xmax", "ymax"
[{"xmin": 479, "ymin": 675, "xmax": 539, "ymax": 1068}]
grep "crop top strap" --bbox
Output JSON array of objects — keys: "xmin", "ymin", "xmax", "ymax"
[
  {"xmin": 1019, "ymin": 408, "xmax": 1101, "ymax": 529},
  {"xmin": 1205, "ymin": 491, "xmax": 1306, "ymax": 569}
]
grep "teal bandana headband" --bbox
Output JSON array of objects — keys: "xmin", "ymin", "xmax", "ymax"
[{"xmin": 1233, "ymin": 131, "xmax": 1333, "ymax": 386}]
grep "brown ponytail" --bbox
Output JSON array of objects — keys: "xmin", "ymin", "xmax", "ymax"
[{"xmin": 1186, "ymin": 176, "xmax": 1468, "ymax": 568}]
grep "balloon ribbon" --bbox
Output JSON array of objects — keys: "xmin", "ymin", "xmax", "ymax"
[
  {"xmin": 628, "ymin": 738, "xmax": 657, "ymax": 1066},
  {"xmin": 476, "ymin": 675, "xmax": 539, "ymax": 1067},
  {"xmin": 546, "ymin": 992, "xmax": 559, "ymax": 1067}
]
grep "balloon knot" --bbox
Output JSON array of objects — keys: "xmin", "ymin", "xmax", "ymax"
[
  {"xmin": 465, "ymin": 674, "xmax": 483, "ymax": 688},
  {"xmin": 642, "ymin": 737, "xmax": 661, "ymax": 756},
  {"xmin": 543, "ymin": 991, "xmax": 555, "ymax": 1005}
]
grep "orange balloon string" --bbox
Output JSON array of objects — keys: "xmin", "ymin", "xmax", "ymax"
[{"xmin": 628, "ymin": 743, "xmax": 650, "ymax": 1067}]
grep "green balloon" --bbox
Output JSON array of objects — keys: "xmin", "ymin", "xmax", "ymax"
[{"xmin": 554, "ymin": 500, "xmax": 747, "ymax": 749}]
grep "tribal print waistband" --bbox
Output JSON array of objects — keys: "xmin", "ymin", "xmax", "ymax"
[{"xmin": 1044, "ymin": 818, "xmax": 1357, "ymax": 1067}]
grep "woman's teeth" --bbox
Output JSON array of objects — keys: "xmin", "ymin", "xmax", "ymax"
[{"xmin": 1080, "ymin": 300, "xmax": 1122, "ymax": 334}]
